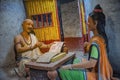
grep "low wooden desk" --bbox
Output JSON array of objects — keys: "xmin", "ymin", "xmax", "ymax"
[{"xmin": 25, "ymin": 52, "xmax": 75, "ymax": 80}]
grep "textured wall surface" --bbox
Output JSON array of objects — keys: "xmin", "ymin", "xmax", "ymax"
[
  {"xmin": 61, "ymin": 0, "xmax": 82, "ymax": 37},
  {"xmin": 84, "ymin": 0, "xmax": 120, "ymax": 75},
  {"xmin": 0, "ymin": 0, "xmax": 26, "ymax": 67}
]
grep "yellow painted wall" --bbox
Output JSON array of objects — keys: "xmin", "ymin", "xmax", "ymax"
[{"xmin": 24, "ymin": 0, "xmax": 60, "ymax": 41}]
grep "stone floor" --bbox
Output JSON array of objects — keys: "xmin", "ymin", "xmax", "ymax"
[
  {"xmin": 0, "ymin": 51, "xmax": 120, "ymax": 80},
  {"xmin": 0, "ymin": 51, "xmax": 84, "ymax": 80},
  {"xmin": 0, "ymin": 66, "xmax": 26, "ymax": 80}
]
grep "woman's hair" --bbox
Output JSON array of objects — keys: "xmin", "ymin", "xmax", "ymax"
[{"xmin": 89, "ymin": 4, "xmax": 109, "ymax": 53}]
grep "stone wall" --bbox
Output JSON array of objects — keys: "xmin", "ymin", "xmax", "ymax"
[
  {"xmin": 0, "ymin": 0, "xmax": 26, "ymax": 67},
  {"xmin": 61, "ymin": 0, "xmax": 82, "ymax": 37}
]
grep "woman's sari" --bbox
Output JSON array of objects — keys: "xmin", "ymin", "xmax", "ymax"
[{"xmin": 59, "ymin": 35, "xmax": 114, "ymax": 80}]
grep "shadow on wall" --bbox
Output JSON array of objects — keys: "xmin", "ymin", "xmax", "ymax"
[
  {"xmin": 106, "ymin": 16, "xmax": 120, "ymax": 77},
  {"xmin": 0, "ymin": 43, "xmax": 17, "ymax": 79},
  {"xmin": 106, "ymin": 16, "xmax": 115, "ymax": 58},
  {"xmin": 3, "ymin": 43, "xmax": 15, "ymax": 68},
  {"xmin": 0, "ymin": 69, "xmax": 11, "ymax": 80}
]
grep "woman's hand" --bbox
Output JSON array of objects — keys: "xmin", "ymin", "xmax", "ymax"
[
  {"xmin": 84, "ymin": 42, "xmax": 89, "ymax": 53},
  {"xmin": 60, "ymin": 64, "xmax": 72, "ymax": 69},
  {"xmin": 84, "ymin": 42, "xmax": 89, "ymax": 48}
]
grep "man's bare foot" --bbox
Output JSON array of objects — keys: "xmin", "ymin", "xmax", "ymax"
[{"xmin": 14, "ymin": 68, "xmax": 23, "ymax": 77}]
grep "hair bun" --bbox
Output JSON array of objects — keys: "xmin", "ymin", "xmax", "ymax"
[{"xmin": 94, "ymin": 4, "xmax": 103, "ymax": 12}]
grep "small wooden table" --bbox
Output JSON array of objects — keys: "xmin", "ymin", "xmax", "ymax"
[{"xmin": 25, "ymin": 52, "xmax": 75, "ymax": 80}]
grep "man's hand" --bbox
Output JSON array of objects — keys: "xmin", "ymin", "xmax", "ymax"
[
  {"xmin": 31, "ymin": 42, "xmax": 43, "ymax": 50},
  {"xmin": 47, "ymin": 42, "xmax": 55, "ymax": 48},
  {"xmin": 36, "ymin": 42, "xmax": 43, "ymax": 47}
]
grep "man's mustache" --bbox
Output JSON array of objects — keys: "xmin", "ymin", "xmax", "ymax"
[
  {"xmin": 28, "ymin": 27, "xmax": 33, "ymax": 31},
  {"xmin": 28, "ymin": 28, "xmax": 35, "ymax": 35}
]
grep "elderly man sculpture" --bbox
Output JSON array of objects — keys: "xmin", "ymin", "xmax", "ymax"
[{"xmin": 14, "ymin": 19, "xmax": 53, "ymax": 78}]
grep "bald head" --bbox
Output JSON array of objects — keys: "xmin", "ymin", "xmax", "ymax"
[
  {"xmin": 22, "ymin": 19, "xmax": 34, "ymax": 33},
  {"xmin": 22, "ymin": 19, "xmax": 33, "ymax": 26}
]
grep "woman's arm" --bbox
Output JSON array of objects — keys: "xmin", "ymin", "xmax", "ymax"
[
  {"xmin": 61, "ymin": 45, "xmax": 99, "ymax": 69},
  {"xmin": 72, "ymin": 58, "xmax": 97, "ymax": 69},
  {"xmin": 61, "ymin": 59, "xmax": 97, "ymax": 69}
]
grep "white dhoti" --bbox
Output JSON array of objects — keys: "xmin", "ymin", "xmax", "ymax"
[{"xmin": 18, "ymin": 34, "xmax": 42, "ymax": 75}]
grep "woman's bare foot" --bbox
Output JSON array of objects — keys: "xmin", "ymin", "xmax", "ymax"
[
  {"xmin": 26, "ymin": 76, "xmax": 30, "ymax": 80},
  {"xmin": 47, "ymin": 70, "xmax": 58, "ymax": 80}
]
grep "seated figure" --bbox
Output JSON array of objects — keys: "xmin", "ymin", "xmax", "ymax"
[
  {"xmin": 14, "ymin": 19, "xmax": 51, "ymax": 78},
  {"xmin": 14, "ymin": 19, "xmax": 68, "ymax": 79},
  {"xmin": 48, "ymin": 4, "xmax": 118, "ymax": 80}
]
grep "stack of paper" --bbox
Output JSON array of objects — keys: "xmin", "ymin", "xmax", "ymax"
[{"xmin": 36, "ymin": 42, "xmax": 65, "ymax": 63}]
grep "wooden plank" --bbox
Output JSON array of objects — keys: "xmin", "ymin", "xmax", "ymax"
[{"xmin": 25, "ymin": 52, "xmax": 75, "ymax": 70}]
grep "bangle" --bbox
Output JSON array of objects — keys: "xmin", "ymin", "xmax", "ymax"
[{"xmin": 70, "ymin": 64, "xmax": 73, "ymax": 69}]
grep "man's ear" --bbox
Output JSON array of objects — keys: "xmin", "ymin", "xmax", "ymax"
[
  {"xmin": 95, "ymin": 20, "xmax": 98, "ymax": 27},
  {"xmin": 22, "ymin": 23, "xmax": 24, "ymax": 28}
]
